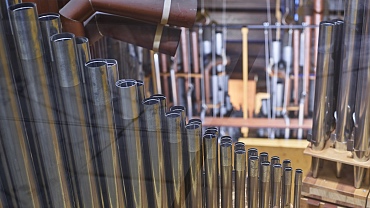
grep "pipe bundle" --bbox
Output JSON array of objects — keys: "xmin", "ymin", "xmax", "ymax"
[{"xmin": 310, "ymin": 0, "xmax": 370, "ymax": 189}]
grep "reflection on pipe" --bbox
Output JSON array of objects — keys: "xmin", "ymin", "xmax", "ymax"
[
  {"xmin": 310, "ymin": 21, "xmax": 335, "ymax": 178},
  {"xmin": 220, "ymin": 142, "xmax": 232, "ymax": 208},
  {"xmin": 142, "ymin": 98, "xmax": 168, "ymax": 208},
  {"xmin": 203, "ymin": 133, "xmax": 218, "ymax": 207},
  {"xmin": 9, "ymin": 3, "xmax": 74, "ymax": 207},
  {"xmin": 272, "ymin": 164, "xmax": 282, "ymax": 208},
  {"xmin": 260, "ymin": 161, "xmax": 271, "ymax": 208},
  {"xmin": 0, "ymin": 15, "xmax": 41, "ymax": 207},
  {"xmin": 234, "ymin": 149, "xmax": 246, "ymax": 208},
  {"xmin": 353, "ymin": 0, "xmax": 370, "ymax": 189},
  {"xmin": 248, "ymin": 156, "xmax": 259, "ymax": 208},
  {"xmin": 52, "ymin": 33, "xmax": 101, "ymax": 208},
  {"xmin": 165, "ymin": 112, "xmax": 185, "ymax": 208},
  {"xmin": 85, "ymin": 59, "xmax": 125, "ymax": 207},
  {"xmin": 116, "ymin": 79, "xmax": 148, "ymax": 208},
  {"xmin": 293, "ymin": 169, "xmax": 303, "ymax": 208},
  {"xmin": 185, "ymin": 123, "xmax": 202, "ymax": 208}
]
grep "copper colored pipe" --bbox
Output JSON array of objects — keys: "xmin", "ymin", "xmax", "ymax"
[
  {"xmin": 293, "ymin": 30, "xmax": 300, "ymax": 107},
  {"xmin": 304, "ymin": 17, "xmax": 312, "ymax": 117},
  {"xmin": 161, "ymin": 54, "xmax": 170, "ymax": 100},
  {"xmin": 59, "ymin": 0, "xmax": 197, "ymax": 29},
  {"xmin": 85, "ymin": 13, "xmax": 181, "ymax": 56},
  {"xmin": 191, "ymin": 30, "xmax": 201, "ymax": 111}
]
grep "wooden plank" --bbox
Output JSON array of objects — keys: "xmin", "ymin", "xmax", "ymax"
[
  {"xmin": 302, "ymin": 161, "xmax": 370, "ymax": 208},
  {"xmin": 304, "ymin": 144, "xmax": 370, "ymax": 168},
  {"xmin": 202, "ymin": 117, "xmax": 312, "ymax": 129},
  {"xmin": 300, "ymin": 197, "xmax": 347, "ymax": 208}
]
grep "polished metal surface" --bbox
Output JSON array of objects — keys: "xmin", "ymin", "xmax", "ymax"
[
  {"xmin": 260, "ymin": 161, "xmax": 271, "ymax": 208},
  {"xmin": 272, "ymin": 164, "xmax": 282, "ymax": 208},
  {"xmin": 185, "ymin": 123, "xmax": 203, "ymax": 208},
  {"xmin": 142, "ymin": 98, "xmax": 168, "ymax": 208},
  {"xmin": 234, "ymin": 149, "xmax": 246, "ymax": 208},
  {"xmin": 220, "ymin": 142, "xmax": 232, "ymax": 208},
  {"xmin": 9, "ymin": 3, "xmax": 73, "ymax": 207},
  {"xmin": 165, "ymin": 112, "xmax": 186, "ymax": 208},
  {"xmin": 203, "ymin": 133, "xmax": 218, "ymax": 208},
  {"xmin": 116, "ymin": 79, "xmax": 148, "ymax": 208},
  {"xmin": 248, "ymin": 156, "xmax": 259, "ymax": 208},
  {"xmin": 85, "ymin": 59, "xmax": 125, "ymax": 207},
  {"xmin": 0, "ymin": 17, "xmax": 41, "ymax": 207},
  {"xmin": 282, "ymin": 167, "xmax": 293, "ymax": 207},
  {"xmin": 52, "ymin": 33, "xmax": 101, "ymax": 208},
  {"xmin": 293, "ymin": 169, "xmax": 303, "ymax": 208}
]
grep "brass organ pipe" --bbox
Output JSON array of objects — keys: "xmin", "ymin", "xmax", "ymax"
[
  {"xmin": 0, "ymin": 15, "xmax": 41, "ymax": 207},
  {"xmin": 165, "ymin": 112, "xmax": 186, "ymax": 208},
  {"xmin": 234, "ymin": 149, "xmax": 246, "ymax": 208},
  {"xmin": 272, "ymin": 164, "xmax": 282, "ymax": 208},
  {"xmin": 52, "ymin": 33, "xmax": 101, "ymax": 208},
  {"xmin": 293, "ymin": 169, "xmax": 303, "ymax": 208},
  {"xmin": 260, "ymin": 161, "xmax": 271, "ymax": 208},
  {"xmin": 116, "ymin": 79, "xmax": 148, "ymax": 208},
  {"xmin": 203, "ymin": 133, "xmax": 218, "ymax": 208},
  {"xmin": 9, "ymin": 3, "xmax": 74, "ymax": 207},
  {"xmin": 282, "ymin": 167, "xmax": 293, "ymax": 208},
  {"xmin": 185, "ymin": 123, "xmax": 203, "ymax": 208},
  {"xmin": 84, "ymin": 59, "xmax": 125, "ymax": 207},
  {"xmin": 220, "ymin": 142, "xmax": 232, "ymax": 208},
  {"xmin": 248, "ymin": 156, "xmax": 259, "ymax": 208},
  {"xmin": 142, "ymin": 98, "xmax": 168, "ymax": 208}
]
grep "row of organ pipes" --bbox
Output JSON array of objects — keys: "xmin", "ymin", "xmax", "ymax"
[{"xmin": 0, "ymin": 2, "xmax": 307, "ymax": 207}]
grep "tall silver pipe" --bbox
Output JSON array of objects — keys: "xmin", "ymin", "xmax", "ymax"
[
  {"xmin": 116, "ymin": 79, "xmax": 148, "ymax": 208},
  {"xmin": 84, "ymin": 59, "xmax": 125, "ymax": 207},
  {"xmin": 0, "ymin": 138, "xmax": 17, "ymax": 207},
  {"xmin": 9, "ymin": 3, "xmax": 73, "ymax": 207},
  {"xmin": 234, "ymin": 149, "xmax": 246, "ymax": 208},
  {"xmin": 282, "ymin": 159, "xmax": 291, "ymax": 201},
  {"xmin": 293, "ymin": 169, "xmax": 303, "ymax": 208},
  {"xmin": 310, "ymin": 21, "xmax": 335, "ymax": 178},
  {"xmin": 52, "ymin": 33, "xmax": 101, "ymax": 207},
  {"xmin": 235, "ymin": 142, "xmax": 246, "ymax": 151},
  {"xmin": 0, "ymin": 17, "xmax": 41, "ymax": 207},
  {"xmin": 0, "ymin": 172, "xmax": 8, "ymax": 208},
  {"xmin": 282, "ymin": 167, "xmax": 293, "ymax": 208},
  {"xmin": 260, "ymin": 161, "xmax": 271, "ymax": 208},
  {"xmin": 38, "ymin": 13, "xmax": 61, "ymax": 65},
  {"xmin": 260, "ymin": 152, "xmax": 269, "ymax": 163},
  {"xmin": 248, "ymin": 156, "xmax": 259, "ymax": 208},
  {"xmin": 165, "ymin": 112, "xmax": 186, "ymax": 208},
  {"xmin": 220, "ymin": 142, "xmax": 232, "ymax": 208},
  {"xmin": 203, "ymin": 133, "xmax": 218, "ymax": 208},
  {"xmin": 185, "ymin": 123, "xmax": 202, "ymax": 208},
  {"xmin": 272, "ymin": 164, "xmax": 282, "ymax": 208},
  {"xmin": 142, "ymin": 98, "xmax": 168, "ymax": 208},
  {"xmin": 76, "ymin": 37, "xmax": 91, "ymax": 84},
  {"xmin": 353, "ymin": 0, "xmax": 370, "ymax": 189},
  {"xmin": 335, "ymin": 0, "xmax": 365, "ymax": 158}
]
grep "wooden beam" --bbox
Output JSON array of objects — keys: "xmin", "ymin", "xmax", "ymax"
[{"xmin": 202, "ymin": 117, "xmax": 312, "ymax": 129}]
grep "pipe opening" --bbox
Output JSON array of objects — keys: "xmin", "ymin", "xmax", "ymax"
[
  {"xmin": 136, "ymin": 80, "xmax": 144, "ymax": 86},
  {"xmin": 188, "ymin": 118, "xmax": 201, "ymax": 124},
  {"xmin": 220, "ymin": 142, "xmax": 232, "ymax": 147},
  {"xmin": 9, "ymin": 3, "xmax": 35, "ymax": 12},
  {"xmin": 152, "ymin": 94, "xmax": 166, "ymax": 100},
  {"xmin": 51, "ymin": 33, "xmax": 75, "ymax": 42},
  {"xmin": 203, "ymin": 134, "xmax": 215, "ymax": 140},
  {"xmin": 39, "ymin": 13, "xmax": 60, "ymax": 21},
  {"xmin": 295, "ymin": 169, "xmax": 303, "ymax": 174},
  {"xmin": 76, "ymin": 37, "xmax": 89, "ymax": 44},
  {"xmin": 185, "ymin": 123, "xmax": 200, "ymax": 130},
  {"xmin": 170, "ymin": 105, "xmax": 185, "ymax": 111},
  {"xmin": 262, "ymin": 161, "xmax": 271, "ymax": 166},
  {"xmin": 284, "ymin": 167, "xmax": 293, "ymax": 172},
  {"xmin": 106, "ymin": 59, "xmax": 117, "ymax": 67},
  {"xmin": 116, "ymin": 79, "xmax": 136, "ymax": 88},
  {"xmin": 165, "ymin": 112, "xmax": 180, "ymax": 118},
  {"xmin": 143, "ymin": 98, "xmax": 160, "ymax": 106},
  {"xmin": 86, "ymin": 60, "xmax": 107, "ymax": 68},
  {"xmin": 235, "ymin": 149, "xmax": 246, "ymax": 154}
]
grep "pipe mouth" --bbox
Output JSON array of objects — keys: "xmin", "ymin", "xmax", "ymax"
[
  {"xmin": 106, "ymin": 59, "xmax": 117, "ymax": 67},
  {"xmin": 76, "ymin": 37, "xmax": 89, "ymax": 44},
  {"xmin": 143, "ymin": 98, "xmax": 159, "ymax": 106},
  {"xmin": 262, "ymin": 161, "xmax": 271, "ymax": 166},
  {"xmin": 39, "ymin": 13, "xmax": 60, "ymax": 21},
  {"xmin": 284, "ymin": 167, "xmax": 293, "ymax": 172},
  {"xmin": 235, "ymin": 149, "xmax": 246, "ymax": 154},
  {"xmin": 185, "ymin": 123, "xmax": 200, "ymax": 130},
  {"xmin": 9, "ymin": 2, "xmax": 35, "ymax": 12},
  {"xmin": 203, "ymin": 134, "xmax": 215, "ymax": 140},
  {"xmin": 220, "ymin": 142, "xmax": 232, "ymax": 148},
  {"xmin": 295, "ymin": 169, "xmax": 303, "ymax": 174},
  {"xmin": 116, "ymin": 79, "xmax": 136, "ymax": 88},
  {"xmin": 86, "ymin": 59, "xmax": 107, "ymax": 68},
  {"xmin": 136, "ymin": 80, "xmax": 144, "ymax": 86},
  {"xmin": 188, "ymin": 118, "xmax": 201, "ymax": 125},
  {"xmin": 260, "ymin": 152, "xmax": 268, "ymax": 157},
  {"xmin": 165, "ymin": 112, "xmax": 180, "ymax": 118},
  {"xmin": 206, "ymin": 127, "xmax": 218, "ymax": 131},
  {"xmin": 151, "ymin": 94, "xmax": 166, "ymax": 102},
  {"xmin": 51, "ymin": 32, "xmax": 75, "ymax": 42},
  {"xmin": 204, "ymin": 129, "xmax": 217, "ymax": 135},
  {"xmin": 170, "ymin": 105, "xmax": 185, "ymax": 112},
  {"xmin": 234, "ymin": 142, "xmax": 245, "ymax": 148}
]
